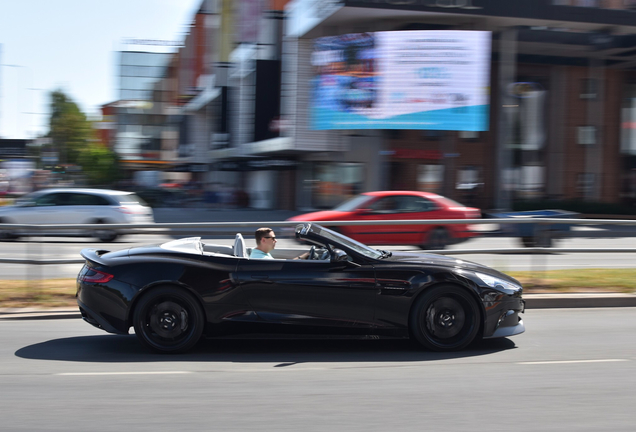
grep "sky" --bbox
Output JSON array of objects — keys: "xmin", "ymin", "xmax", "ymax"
[{"xmin": 0, "ymin": 0, "xmax": 202, "ymax": 140}]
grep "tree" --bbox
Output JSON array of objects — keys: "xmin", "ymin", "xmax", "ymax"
[
  {"xmin": 77, "ymin": 145, "xmax": 121, "ymax": 186},
  {"xmin": 48, "ymin": 90, "xmax": 93, "ymax": 166},
  {"xmin": 46, "ymin": 89, "xmax": 121, "ymax": 186}
]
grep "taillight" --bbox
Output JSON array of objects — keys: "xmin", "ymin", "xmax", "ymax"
[
  {"xmin": 79, "ymin": 269, "xmax": 114, "ymax": 283},
  {"xmin": 116, "ymin": 206, "xmax": 134, "ymax": 214},
  {"xmin": 466, "ymin": 209, "xmax": 481, "ymax": 219}
]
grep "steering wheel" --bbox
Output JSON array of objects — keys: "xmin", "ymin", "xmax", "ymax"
[{"xmin": 308, "ymin": 245, "xmax": 316, "ymax": 260}]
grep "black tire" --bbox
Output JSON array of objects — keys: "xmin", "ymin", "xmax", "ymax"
[
  {"xmin": 93, "ymin": 220, "xmax": 118, "ymax": 242},
  {"xmin": 0, "ymin": 218, "xmax": 18, "ymax": 241},
  {"xmin": 133, "ymin": 286, "xmax": 205, "ymax": 353},
  {"xmin": 520, "ymin": 233, "xmax": 553, "ymax": 248},
  {"xmin": 536, "ymin": 231, "xmax": 553, "ymax": 248},
  {"xmin": 410, "ymin": 285, "xmax": 480, "ymax": 351},
  {"xmin": 420, "ymin": 227, "xmax": 448, "ymax": 250},
  {"xmin": 520, "ymin": 237, "xmax": 535, "ymax": 248}
]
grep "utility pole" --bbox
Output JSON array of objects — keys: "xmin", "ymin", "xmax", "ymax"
[{"xmin": 495, "ymin": 27, "xmax": 518, "ymax": 210}]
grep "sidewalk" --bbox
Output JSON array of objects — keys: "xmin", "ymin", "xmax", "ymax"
[
  {"xmin": 2, "ymin": 293, "xmax": 635, "ymax": 320},
  {"xmin": 153, "ymin": 207, "xmax": 304, "ymax": 224}
]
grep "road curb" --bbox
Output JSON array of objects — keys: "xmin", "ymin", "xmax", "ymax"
[{"xmin": 1, "ymin": 293, "xmax": 636, "ymax": 320}]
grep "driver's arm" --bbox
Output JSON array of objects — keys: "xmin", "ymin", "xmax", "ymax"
[{"xmin": 294, "ymin": 251, "xmax": 310, "ymax": 260}]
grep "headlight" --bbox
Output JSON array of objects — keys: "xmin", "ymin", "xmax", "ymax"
[{"xmin": 474, "ymin": 272, "xmax": 522, "ymax": 295}]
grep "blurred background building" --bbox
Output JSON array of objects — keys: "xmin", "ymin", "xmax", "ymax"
[{"xmin": 23, "ymin": 0, "xmax": 636, "ymax": 212}]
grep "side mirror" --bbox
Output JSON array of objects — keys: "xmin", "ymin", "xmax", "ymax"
[
  {"xmin": 332, "ymin": 248, "xmax": 360, "ymax": 267},
  {"xmin": 332, "ymin": 248, "xmax": 348, "ymax": 262}
]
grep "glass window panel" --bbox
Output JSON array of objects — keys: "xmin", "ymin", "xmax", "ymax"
[{"xmin": 417, "ymin": 164, "xmax": 444, "ymax": 193}]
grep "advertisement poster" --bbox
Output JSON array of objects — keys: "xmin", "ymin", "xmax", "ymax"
[{"xmin": 311, "ymin": 30, "xmax": 492, "ymax": 131}]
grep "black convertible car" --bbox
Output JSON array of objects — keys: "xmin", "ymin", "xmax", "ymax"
[{"xmin": 77, "ymin": 223, "xmax": 525, "ymax": 353}]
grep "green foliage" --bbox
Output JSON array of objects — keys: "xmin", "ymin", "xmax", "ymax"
[
  {"xmin": 509, "ymin": 268, "xmax": 636, "ymax": 293},
  {"xmin": 77, "ymin": 145, "xmax": 122, "ymax": 186},
  {"xmin": 48, "ymin": 90, "xmax": 93, "ymax": 166},
  {"xmin": 45, "ymin": 89, "xmax": 121, "ymax": 185}
]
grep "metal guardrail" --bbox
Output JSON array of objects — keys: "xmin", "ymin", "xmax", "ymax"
[
  {"xmin": 1, "ymin": 217, "xmax": 636, "ymax": 266},
  {"xmin": 2, "ymin": 216, "xmax": 636, "ymax": 230}
]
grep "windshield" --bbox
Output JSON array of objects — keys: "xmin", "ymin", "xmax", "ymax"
[
  {"xmin": 332, "ymin": 194, "xmax": 374, "ymax": 212},
  {"xmin": 312, "ymin": 225, "xmax": 383, "ymax": 259}
]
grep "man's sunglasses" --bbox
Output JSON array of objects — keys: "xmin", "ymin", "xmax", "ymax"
[{"xmin": 264, "ymin": 236, "xmax": 276, "ymax": 239}]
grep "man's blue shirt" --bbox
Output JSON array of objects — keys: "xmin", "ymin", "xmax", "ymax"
[{"xmin": 249, "ymin": 248, "xmax": 273, "ymax": 259}]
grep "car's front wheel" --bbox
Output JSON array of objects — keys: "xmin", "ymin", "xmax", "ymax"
[
  {"xmin": 410, "ymin": 285, "xmax": 480, "ymax": 351},
  {"xmin": 133, "ymin": 286, "xmax": 205, "ymax": 353}
]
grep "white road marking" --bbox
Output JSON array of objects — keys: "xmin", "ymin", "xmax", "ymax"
[
  {"xmin": 518, "ymin": 359, "xmax": 629, "ymax": 365},
  {"xmin": 57, "ymin": 371, "xmax": 192, "ymax": 376}
]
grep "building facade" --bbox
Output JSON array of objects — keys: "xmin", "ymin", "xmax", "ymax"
[
  {"xmin": 253, "ymin": 0, "xmax": 636, "ymax": 211},
  {"xmin": 115, "ymin": 41, "xmax": 181, "ymax": 178},
  {"xmin": 114, "ymin": 0, "xmax": 636, "ymax": 211}
]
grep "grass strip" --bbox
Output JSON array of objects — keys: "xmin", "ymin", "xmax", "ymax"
[
  {"xmin": 509, "ymin": 268, "xmax": 636, "ymax": 293},
  {"xmin": 0, "ymin": 268, "xmax": 634, "ymax": 309},
  {"xmin": 0, "ymin": 279, "xmax": 77, "ymax": 308}
]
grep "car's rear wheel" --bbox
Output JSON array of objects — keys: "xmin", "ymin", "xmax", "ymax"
[
  {"xmin": 93, "ymin": 220, "xmax": 118, "ymax": 242},
  {"xmin": 410, "ymin": 285, "xmax": 480, "ymax": 351},
  {"xmin": 520, "ymin": 232, "xmax": 553, "ymax": 248},
  {"xmin": 420, "ymin": 227, "xmax": 448, "ymax": 250},
  {"xmin": 0, "ymin": 218, "xmax": 18, "ymax": 241},
  {"xmin": 133, "ymin": 286, "xmax": 205, "ymax": 353}
]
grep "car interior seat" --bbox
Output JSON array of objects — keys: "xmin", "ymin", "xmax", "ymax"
[{"xmin": 233, "ymin": 233, "xmax": 248, "ymax": 258}]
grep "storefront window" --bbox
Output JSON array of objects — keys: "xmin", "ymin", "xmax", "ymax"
[
  {"xmin": 456, "ymin": 165, "xmax": 482, "ymax": 206},
  {"xmin": 508, "ymin": 78, "xmax": 548, "ymax": 200},
  {"xmin": 417, "ymin": 164, "xmax": 443, "ymax": 193},
  {"xmin": 312, "ymin": 162, "xmax": 364, "ymax": 208},
  {"xmin": 620, "ymin": 84, "xmax": 636, "ymax": 155},
  {"xmin": 619, "ymin": 84, "xmax": 636, "ymax": 204},
  {"xmin": 516, "ymin": 165, "xmax": 545, "ymax": 199}
]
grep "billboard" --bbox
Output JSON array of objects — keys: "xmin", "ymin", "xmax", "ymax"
[{"xmin": 311, "ymin": 30, "xmax": 492, "ymax": 131}]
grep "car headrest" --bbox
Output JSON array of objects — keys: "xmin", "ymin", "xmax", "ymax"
[{"xmin": 233, "ymin": 233, "xmax": 247, "ymax": 258}]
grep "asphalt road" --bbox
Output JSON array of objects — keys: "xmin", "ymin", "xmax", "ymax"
[{"xmin": 0, "ymin": 308, "xmax": 635, "ymax": 431}]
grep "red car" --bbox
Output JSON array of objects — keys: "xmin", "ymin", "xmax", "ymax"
[{"xmin": 287, "ymin": 191, "xmax": 481, "ymax": 249}]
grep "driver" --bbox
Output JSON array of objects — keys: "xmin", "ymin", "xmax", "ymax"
[{"xmin": 250, "ymin": 227, "xmax": 310, "ymax": 260}]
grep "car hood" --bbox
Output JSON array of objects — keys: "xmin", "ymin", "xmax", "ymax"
[
  {"xmin": 288, "ymin": 211, "xmax": 350, "ymax": 221},
  {"xmin": 382, "ymin": 251, "xmax": 518, "ymax": 283}
]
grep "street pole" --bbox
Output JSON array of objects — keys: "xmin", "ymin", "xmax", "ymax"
[{"xmin": 495, "ymin": 27, "xmax": 517, "ymax": 211}]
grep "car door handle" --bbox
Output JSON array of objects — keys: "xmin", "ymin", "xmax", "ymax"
[{"xmin": 251, "ymin": 275, "xmax": 269, "ymax": 279}]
